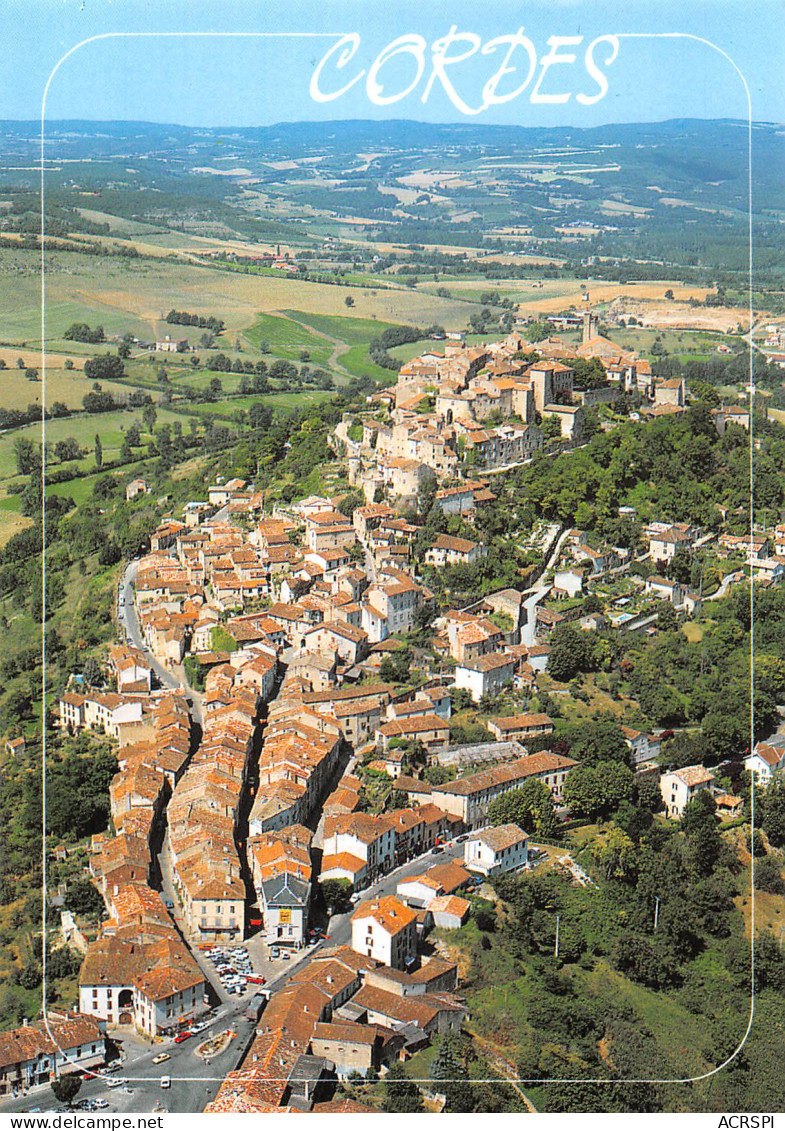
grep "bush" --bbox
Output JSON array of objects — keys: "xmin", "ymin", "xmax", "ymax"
[{"xmin": 756, "ymin": 854, "xmax": 785, "ymax": 895}]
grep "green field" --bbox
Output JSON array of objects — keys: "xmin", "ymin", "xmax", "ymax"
[
  {"xmin": 282, "ymin": 310, "xmax": 398, "ymax": 345},
  {"xmin": 243, "ymin": 313, "xmax": 333, "ymax": 366},
  {"xmin": 0, "ymin": 407, "xmax": 185, "ymax": 480},
  {"xmin": 280, "ymin": 310, "xmax": 403, "ymax": 382}
]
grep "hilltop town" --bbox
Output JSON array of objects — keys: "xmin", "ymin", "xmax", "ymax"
[
  {"xmin": 1, "ymin": 290, "xmax": 782, "ymax": 1115},
  {"xmin": 0, "ymin": 100, "xmax": 782, "ymax": 1116}
]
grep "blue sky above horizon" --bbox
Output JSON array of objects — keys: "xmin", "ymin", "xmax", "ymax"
[{"xmin": 1, "ymin": 0, "xmax": 783, "ymax": 129}]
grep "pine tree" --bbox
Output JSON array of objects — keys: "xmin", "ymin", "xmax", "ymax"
[{"xmin": 382, "ymin": 1063, "xmax": 424, "ymax": 1113}]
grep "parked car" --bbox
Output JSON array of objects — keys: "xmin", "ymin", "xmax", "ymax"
[{"xmin": 173, "ymin": 1032, "xmax": 191, "ymax": 1044}]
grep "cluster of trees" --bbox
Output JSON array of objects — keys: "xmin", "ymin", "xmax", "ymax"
[
  {"xmin": 1, "ymin": 402, "xmax": 69, "ymax": 433},
  {"xmin": 63, "ymin": 322, "xmax": 104, "ymax": 343},
  {"xmin": 474, "ymin": 783, "xmax": 785, "ymax": 1112},
  {"xmin": 625, "ymin": 583, "xmax": 784, "ymax": 756},
  {"xmin": 82, "ymin": 386, "xmax": 118, "ymax": 413},
  {"xmin": 83, "ymin": 354, "xmax": 125, "ymax": 381},
  {"xmin": 368, "ymin": 324, "xmax": 424, "ymax": 370},
  {"xmin": 508, "ymin": 404, "xmax": 784, "ymax": 535},
  {"xmin": 488, "ymin": 778, "xmax": 558, "ymax": 837},
  {"xmin": 166, "ymin": 309, "xmax": 224, "ymax": 332},
  {"xmin": 548, "ymin": 624, "xmax": 609, "ymax": 683},
  {"xmin": 206, "ymin": 352, "xmax": 264, "ymax": 374}
]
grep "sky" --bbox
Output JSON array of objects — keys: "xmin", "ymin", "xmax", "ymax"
[{"xmin": 1, "ymin": 0, "xmax": 783, "ymax": 129}]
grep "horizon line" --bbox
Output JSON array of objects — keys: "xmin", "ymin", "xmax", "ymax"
[{"xmin": 5, "ymin": 113, "xmax": 782, "ymax": 132}]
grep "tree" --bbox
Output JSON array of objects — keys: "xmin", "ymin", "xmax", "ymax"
[
  {"xmin": 83, "ymin": 657, "xmax": 103, "ymax": 685},
  {"xmin": 664, "ymin": 289, "xmax": 674, "ymax": 300},
  {"xmin": 563, "ymin": 761, "xmax": 633, "ymax": 820},
  {"xmin": 383, "ymin": 1063, "xmax": 424, "ymax": 1113},
  {"xmin": 53, "ymin": 438, "xmax": 81, "ymax": 463},
  {"xmin": 142, "ymin": 404, "xmax": 157, "ymax": 432},
  {"xmin": 249, "ymin": 403, "xmax": 273, "ymax": 432},
  {"xmin": 588, "ymin": 826, "xmax": 637, "ymax": 881},
  {"xmin": 571, "ymin": 357, "xmax": 607, "ymax": 391},
  {"xmin": 756, "ymin": 854, "xmax": 785, "ymax": 894},
  {"xmin": 431, "ymin": 1038, "xmax": 473, "ymax": 1111},
  {"xmin": 94, "ymin": 434, "xmax": 103, "ymax": 468},
  {"xmin": 657, "ymin": 603, "xmax": 679, "ymax": 631},
  {"xmin": 545, "ymin": 413, "xmax": 563, "ymax": 443},
  {"xmin": 51, "ymin": 1076, "xmax": 82, "ymax": 1107},
  {"xmin": 379, "ymin": 649, "xmax": 412, "ymax": 684},
  {"xmin": 548, "ymin": 625, "xmax": 601, "ymax": 682},
  {"xmin": 762, "ymin": 781, "xmax": 785, "ymax": 847},
  {"xmin": 14, "ymin": 437, "xmax": 39, "ymax": 475},
  {"xmin": 345, "ymin": 295, "xmax": 355, "ymax": 308},
  {"xmin": 488, "ymin": 779, "xmax": 558, "ymax": 837},
  {"xmin": 320, "ymin": 878, "xmax": 352, "ymax": 913},
  {"xmin": 567, "ymin": 718, "xmax": 630, "ymax": 766},
  {"xmin": 66, "ymin": 877, "xmax": 105, "ymax": 918},
  {"xmin": 25, "ymin": 367, "xmax": 39, "ymax": 382}
]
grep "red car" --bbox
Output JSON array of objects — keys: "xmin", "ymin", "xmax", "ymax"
[
  {"xmin": 173, "ymin": 1032, "xmax": 191, "ymax": 1043},
  {"xmin": 246, "ymin": 975, "xmax": 266, "ymax": 985}
]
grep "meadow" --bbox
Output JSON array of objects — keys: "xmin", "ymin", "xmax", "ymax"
[
  {"xmin": 0, "ymin": 248, "xmax": 476, "ymax": 348},
  {"xmin": 0, "ymin": 406, "xmax": 186, "ymax": 480}
]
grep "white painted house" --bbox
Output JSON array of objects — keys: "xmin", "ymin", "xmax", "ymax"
[
  {"xmin": 454, "ymin": 652, "xmax": 515, "ymax": 703},
  {"xmin": 745, "ymin": 742, "xmax": 785, "ymax": 785},
  {"xmin": 350, "ymin": 896, "xmax": 417, "ymax": 970},
  {"xmin": 659, "ymin": 765, "xmax": 715, "ymax": 818},
  {"xmin": 464, "ymin": 824, "xmax": 529, "ymax": 876}
]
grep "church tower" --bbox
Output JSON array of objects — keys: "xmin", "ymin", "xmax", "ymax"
[{"xmin": 581, "ymin": 291, "xmax": 599, "ymax": 343}]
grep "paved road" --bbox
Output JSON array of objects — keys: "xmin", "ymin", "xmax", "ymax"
[
  {"xmin": 704, "ymin": 569, "xmax": 744, "ymax": 601},
  {"xmin": 0, "ymin": 1008, "xmax": 257, "ymax": 1116}
]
